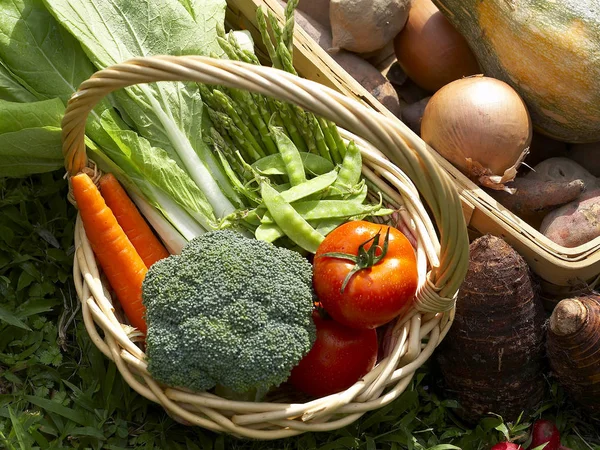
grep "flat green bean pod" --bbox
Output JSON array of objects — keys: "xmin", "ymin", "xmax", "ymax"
[
  {"xmin": 255, "ymin": 223, "xmax": 284, "ymax": 243},
  {"xmin": 278, "ymin": 170, "xmax": 338, "ymax": 203},
  {"xmin": 332, "ymin": 141, "xmax": 362, "ymax": 192},
  {"xmin": 260, "ymin": 182, "xmax": 325, "ymax": 253},
  {"xmin": 269, "ymin": 122, "xmax": 306, "ymax": 186},
  {"xmin": 260, "ymin": 200, "xmax": 393, "ymax": 224},
  {"xmin": 251, "ymin": 152, "xmax": 335, "ymax": 176}
]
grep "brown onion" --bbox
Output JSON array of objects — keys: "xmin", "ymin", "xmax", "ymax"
[
  {"xmin": 421, "ymin": 76, "xmax": 532, "ymax": 190},
  {"xmin": 393, "ymin": 0, "xmax": 480, "ymax": 92}
]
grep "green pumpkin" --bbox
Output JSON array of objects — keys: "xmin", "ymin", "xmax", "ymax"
[{"xmin": 432, "ymin": 0, "xmax": 600, "ymax": 143}]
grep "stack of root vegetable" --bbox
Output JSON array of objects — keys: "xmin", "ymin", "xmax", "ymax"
[
  {"xmin": 436, "ymin": 234, "xmax": 600, "ymax": 449},
  {"xmin": 289, "ymin": 0, "xmax": 600, "ymax": 250}
]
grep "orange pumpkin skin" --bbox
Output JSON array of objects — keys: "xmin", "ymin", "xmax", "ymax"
[{"xmin": 433, "ymin": 0, "xmax": 600, "ymax": 143}]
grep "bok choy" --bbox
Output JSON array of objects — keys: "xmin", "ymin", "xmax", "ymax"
[{"xmin": 0, "ymin": 0, "xmax": 389, "ymax": 254}]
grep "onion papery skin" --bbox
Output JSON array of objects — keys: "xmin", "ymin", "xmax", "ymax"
[{"xmin": 421, "ymin": 76, "xmax": 532, "ymax": 191}]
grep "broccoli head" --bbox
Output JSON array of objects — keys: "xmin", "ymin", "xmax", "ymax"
[{"xmin": 142, "ymin": 229, "xmax": 316, "ymax": 394}]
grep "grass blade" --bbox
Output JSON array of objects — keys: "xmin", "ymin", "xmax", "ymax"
[
  {"xmin": 24, "ymin": 395, "xmax": 87, "ymax": 426},
  {"xmin": 0, "ymin": 306, "xmax": 31, "ymax": 330}
]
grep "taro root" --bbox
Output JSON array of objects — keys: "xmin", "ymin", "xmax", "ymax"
[
  {"xmin": 436, "ymin": 235, "xmax": 546, "ymax": 424},
  {"xmin": 547, "ymin": 294, "xmax": 600, "ymax": 412}
]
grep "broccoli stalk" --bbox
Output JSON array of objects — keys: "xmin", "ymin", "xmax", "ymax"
[{"xmin": 142, "ymin": 230, "xmax": 316, "ymax": 396}]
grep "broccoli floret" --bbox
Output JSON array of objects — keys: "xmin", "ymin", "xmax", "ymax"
[{"xmin": 142, "ymin": 229, "xmax": 316, "ymax": 394}]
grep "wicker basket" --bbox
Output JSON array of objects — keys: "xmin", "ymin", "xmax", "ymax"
[{"xmin": 63, "ymin": 55, "xmax": 469, "ymax": 440}]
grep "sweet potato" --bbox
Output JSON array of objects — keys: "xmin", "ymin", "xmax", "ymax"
[
  {"xmin": 540, "ymin": 188, "xmax": 600, "ymax": 247},
  {"xmin": 436, "ymin": 235, "xmax": 546, "ymax": 424},
  {"xmin": 290, "ymin": 4, "xmax": 402, "ymax": 116},
  {"xmin": 330, "ymin": 0, "xmax": 412, "ymax": 54},
  {"xmin": 488, "ymin": 177, "xmax": 585, "ymax": 216},
  {"xmin": 568, "ymin": 142, "xmax": 600, "ymax": 177},
  {"xmin": 526, "ymin": 157, "xmax": 599, "ymax": 190}
]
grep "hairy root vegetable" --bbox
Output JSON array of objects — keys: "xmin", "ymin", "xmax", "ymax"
[
  {"xmin": 421, "ymin": 76, "xmax": 532, "ymax": 191},
  {"xmin": 330, "ymin": 0, "xmax": 412, "ymax": 54},
  {"xmin": 568, "ymin": 142, "xmax": 600, "ymax": 177},
  {"xmin": 526, "ymin": 157, "xmax": 599, "ymax": 190},
  {"xmin": 400, "ymin": 96, "xmax": 430, "ymax": 135},
  {"xmin": 547, "ymin": 294, "xmax": 600, "ymax": 412},
  {"xmin": 488, "ymin": 177, "xmax": 585, "ymax": 217},
  {"xmin": 436, "ymin": 235, "xmax": 546, "ymax": 424},
  {"xmin": 291, "ymin": 4, "xmax": 402, "ymax": 116},
  {"xmin": 540, "ymin": 189, "xmax": 600, "ymax": 248}
]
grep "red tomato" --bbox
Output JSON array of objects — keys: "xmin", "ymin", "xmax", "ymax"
[
  {"xmin": 288, "ymin": 311, "xmax": 378, "ymax": 397},
  {"xmin": 313, "ymin": 221, "xmax": 418, "ymax": 330}
]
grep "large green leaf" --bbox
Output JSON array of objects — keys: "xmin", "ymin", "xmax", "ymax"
[
  {"xmin": 0, "ymin": 0, "xmax": 96, "ymax": 104},
  {"xmin": 0, "ymin": 98, "xmax": 63, "ymax": 133},
  {"xmin": 0, "ymin": 126, "xmax": 64, "ymax": 177},
  {"xmin": 0, "ymin": 63, "xmax": 37, "ymax": 102},
  {"xmin": 0, "ymin": 99, "xmax": 64, "ymax": 176}
]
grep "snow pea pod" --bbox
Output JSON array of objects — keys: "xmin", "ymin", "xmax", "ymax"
[
  {"xmin": 332, "ymin": 141, "xmax": 362, "ymax": 192},
  {"xmin": 270, "ymin": 122, "xmax": 306, "ymax": 186},
  {"xmin": 251, "ymin": 152, "xmax": 335, "ymax": 177},
  {"xmin": 260, "ymin": 200, "xmax": 393, "ymax": 224},
  {"xmin": 279, "ymin": 170, "xmax": 338, "ymax": 203},
  {"xmin": 260, "ymin": 183, "xmax": 324, "ymax": 253}
]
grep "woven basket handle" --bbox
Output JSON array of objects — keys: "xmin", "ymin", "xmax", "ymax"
[{"xmin": 62, "ymin": 55, "xmax": 468, "ymax": 312}]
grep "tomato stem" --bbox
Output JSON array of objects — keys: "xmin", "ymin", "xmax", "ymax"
[{"xmin": 322, "ymin": 228, "xmax": 390, "ymax": 293}]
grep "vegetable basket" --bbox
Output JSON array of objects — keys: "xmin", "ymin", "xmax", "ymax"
[{"xmin": 63, "ymin": 55, "xmax": 469, "ymax": 439}]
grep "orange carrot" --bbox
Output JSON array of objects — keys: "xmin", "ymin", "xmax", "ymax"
[
  {"xmin": 98, "ymin": 173, "xmax": 169, "ymax": 268},
  {"xmin": 71, "ymin": 172, "xmax": 148, "ymax": 335}
]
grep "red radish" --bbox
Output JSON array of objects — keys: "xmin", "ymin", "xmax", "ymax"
[
  {"xmin": 529, "ymin": 420, "xmax": 560, "ymax": 450},
  {"xmin": 491, "ymin": 443, "xmax": 524, "ymax": 450}
]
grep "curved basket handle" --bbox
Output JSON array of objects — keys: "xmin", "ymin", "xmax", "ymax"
[{"xmin": 62, "ymin": 55, "xmax": 468, "ymax": 310}]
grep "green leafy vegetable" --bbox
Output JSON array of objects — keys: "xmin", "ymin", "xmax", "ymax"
[
  {"xmin": 43, "ymin": 0, "xmax": 238, "ymax": 217},
  {"xmin": 0, "ymin": 98, "xmax": 66, "ymax": 176},
  {"xmin": 0, "ymin": 98, "xmax": 63, "ymax": 133},
  {"xmin": 0, "ymin": 0, "xmax": 94, "ymax": 103},
  {"xmin": 0, "ymin": 127, "xmax": 64, "ymax": 176},
  {"xmin": 0, "ymin": 64, "xmax": 37, "ymax": 102}
]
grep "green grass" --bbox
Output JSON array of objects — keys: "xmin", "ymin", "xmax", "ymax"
[{"xmin": 0, "ymin": 171, "xmax": 599, "ymax": 450}]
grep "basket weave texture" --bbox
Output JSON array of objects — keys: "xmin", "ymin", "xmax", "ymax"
[{"xmin": 63, "ymin": 55, "xmax": 469, "ymax": 440}]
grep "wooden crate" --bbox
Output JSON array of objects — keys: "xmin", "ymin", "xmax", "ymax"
[{"xmin": 226, "ymin": 0, "xmax": 600, "ymax": 289}]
